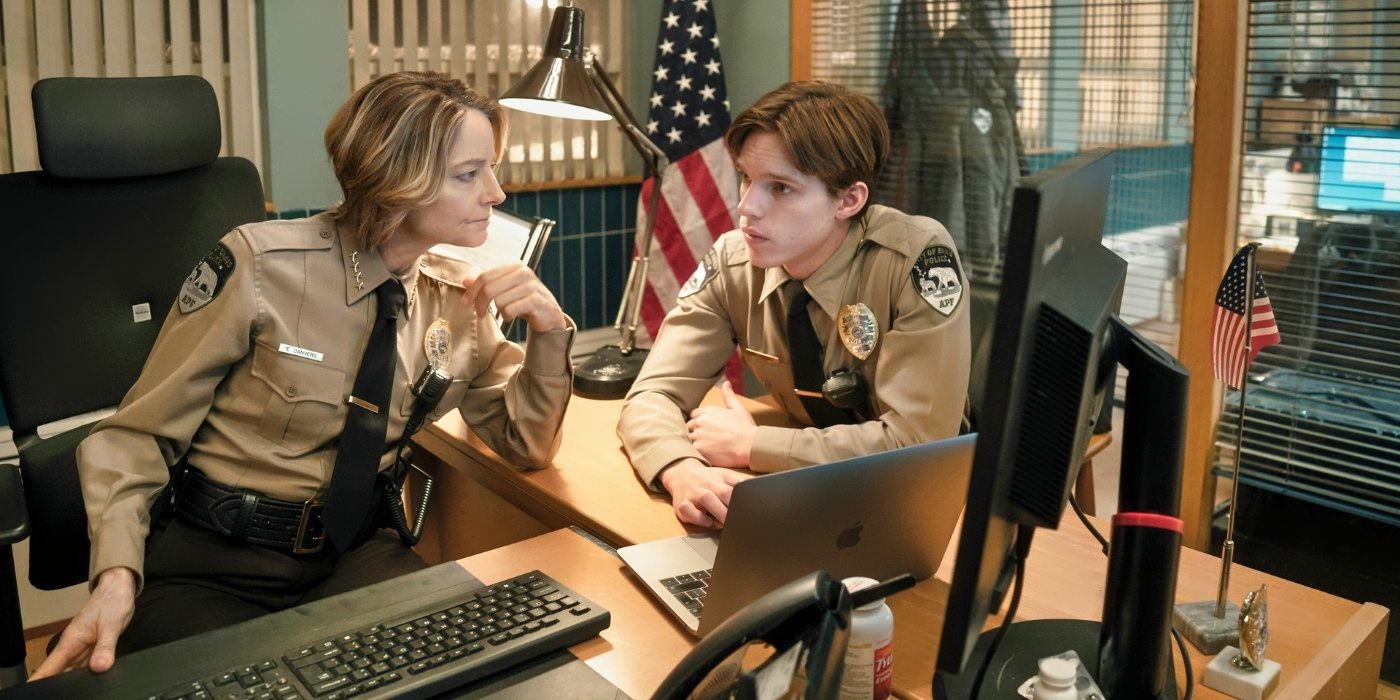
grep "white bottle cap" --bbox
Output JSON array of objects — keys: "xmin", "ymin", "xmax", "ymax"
[
  {"xmin": 841, "ymin": 576, "xmax": 886, "ymax": 611},
  {"xmin": 1038, "ymin": 657, "xmax": 1077, "ymax": 686}
]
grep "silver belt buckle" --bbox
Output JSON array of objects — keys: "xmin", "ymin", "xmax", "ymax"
[{"xmin": 293, "ymin": 498, "xmax": 326, "ymax": 554}]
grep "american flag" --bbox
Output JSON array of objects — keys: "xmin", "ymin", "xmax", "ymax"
[
  {"xmin": 1211, "ymin": 245, "xmax": 1282, "ymax": 389},
  {"xmin": 635, "ymin": 0, "xmax": 740, "ymax": 373}
]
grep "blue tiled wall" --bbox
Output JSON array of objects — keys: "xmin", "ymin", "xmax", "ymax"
[
  {"xmin": 1027, "ymin": 144, "xmax": 1193, "ymax": 236},
  {"xmin": 504, "ymin": 184, "xmax": 642, "ymax": 336}
]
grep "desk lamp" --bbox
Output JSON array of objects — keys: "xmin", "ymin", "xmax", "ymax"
[{"xmin": 500, "ymin": 4, "xmax": 669, "ymax": 399}]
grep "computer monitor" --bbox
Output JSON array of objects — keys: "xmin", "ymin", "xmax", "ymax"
[
  {"xmin": 933, "ymin": 150, "xmax": 1191, "ymax": 699},
  {"xmin": 1316, "ymin": 126, "xmax": 1400, "ymax": 215}
]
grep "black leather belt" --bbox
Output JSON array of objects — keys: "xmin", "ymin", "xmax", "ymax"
[{"xmin": 173, "ymin": 467, "xmax": 328, "ymax": 554}]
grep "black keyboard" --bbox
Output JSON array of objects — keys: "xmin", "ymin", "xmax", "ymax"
[
  {"xmin": 660, "ymin": 568, "xmax": 712, "ymax": 615},
  {"xmin": 143, "ymin": 570, "xmax": 608, "ymax": 700}
]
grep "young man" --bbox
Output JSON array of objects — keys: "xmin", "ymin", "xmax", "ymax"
[{"xmin": 618, "ymin": 81, "xmax": 971, "ymax": 528}]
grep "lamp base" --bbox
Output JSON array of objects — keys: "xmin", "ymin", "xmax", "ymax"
[{"xmin": 573, "ymin": 345, "xmax": 649, "ymax": 399}]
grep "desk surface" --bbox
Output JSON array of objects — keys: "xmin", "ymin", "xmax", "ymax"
[{"xmin": 422, "ymin": 395, "xmax": 1388, "ymax": 699}]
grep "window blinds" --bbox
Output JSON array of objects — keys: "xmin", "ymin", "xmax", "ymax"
[
  {"xmin": 1218, "ymin": 0, "xmax": 1400, "ymax": 525},
  {"xmin": 346, "ymin": 0, "xmax": 627, "ymax": 187},
  {"xmin": 0, "ymin": 0, "xmax": 262, "ymax": 174}
]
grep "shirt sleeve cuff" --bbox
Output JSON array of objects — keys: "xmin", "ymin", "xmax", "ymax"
[
  {"xmin": 88, "ymin": 525, "xmax": 147, "ymax": 595},
  {"xmin": 522, "ymin": 320, "xmax": 575, "ymax": 377},
  {"xmin": 633, "ymin": 438, "xmax": 709, "ymax": 491},
  {"xmin": 749, "ymin": 426, "xmax": 794, "ymax": 473}
]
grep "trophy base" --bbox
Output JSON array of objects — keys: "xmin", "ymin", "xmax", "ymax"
[
  {"xmin": 1173, "ymin": 600, "xmax": 1241, "ymax": 654},
  {"xmin": 1204, "ymin": 646, "xmax": 1280, "ymax": 700}
]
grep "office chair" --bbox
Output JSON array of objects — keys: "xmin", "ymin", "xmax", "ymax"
[{"xmin": 0, "ymin": 76, "xmax": 265, "ymax": 686}]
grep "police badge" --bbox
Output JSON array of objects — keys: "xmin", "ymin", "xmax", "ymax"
[
  {"xmin": 838, "ymin": 303, "xmax": 879, "ymax": 361},
  {"xmin": 911, "ymin": 244, "xmax": 964, "ymax": 316},
  {"xmin": 178, "ymin": 243, "xmax": 236, "ymax": 314},
  {"xmin": 424, "ymin": 318, "xmax": 452, "ymax": 368},
  {"xmin": 678, "ymin": 248, "xmax": 720, "ymax": 299}
]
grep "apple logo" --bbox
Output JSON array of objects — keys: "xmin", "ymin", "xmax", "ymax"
[{"xmin": 836, "ymin": 521, "xmax": 864, "ymax": 550}]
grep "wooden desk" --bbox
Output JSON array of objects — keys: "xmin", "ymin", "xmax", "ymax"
[
  {"xmin": 418, "ymin": 398, "xmax": 1387, "ymax": 698},
  {"xmin": 412, "ymin": 391, "xmax": 1110, "ymax": 555},
  {"xmin": 461, "ymin": 528, "xmax": 1387, "ymax": 700}
]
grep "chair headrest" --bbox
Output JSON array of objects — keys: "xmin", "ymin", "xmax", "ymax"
[{"xmin": 33, "ymin": 76, "xmax": 222, "ymax": 179}]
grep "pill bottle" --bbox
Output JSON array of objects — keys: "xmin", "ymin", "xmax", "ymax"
[
  {"xmin": 839, "ymin": 576, "xmax": 894, "ymax": 700},
  {"xmin": 1032, "ymin": 656, "xmax": 1080, "ymax": 700}
]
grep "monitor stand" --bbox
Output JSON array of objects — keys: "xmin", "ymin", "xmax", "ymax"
[{"xmin": 932, "ymin": 619, "xmax": 1178, "ymax": 700}]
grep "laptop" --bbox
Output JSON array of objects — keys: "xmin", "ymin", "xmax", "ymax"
[{"xmin": 618, "ymin": 434, "xmax": 976, "ymax": 636}]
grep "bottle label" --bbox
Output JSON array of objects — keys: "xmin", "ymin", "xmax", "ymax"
[
  {"xmin": 872, "ymin": 640, "xmax": 893, "ymax": 699},
  {"xmin": 840, "ymin": 638, "xmax": 893, "ymax": 700}
]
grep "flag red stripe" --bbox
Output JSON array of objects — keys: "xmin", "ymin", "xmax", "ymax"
[
  {"xmin": 648, "ymin": 183, "xmax": 700, "ymax": 287},
  {"xmin": 640, "ymin": 280, "xmax": 669, "ymax": 342},
  {"xmin": 676, "ymin": 150, "xmax": 736, "ymax": 240}
]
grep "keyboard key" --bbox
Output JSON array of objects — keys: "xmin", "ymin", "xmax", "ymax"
[{"xmin": 311, "ymin": 676, "xmax": 351, "ymax": 695}]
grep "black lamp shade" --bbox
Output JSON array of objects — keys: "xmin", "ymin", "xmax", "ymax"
[{"xmin": 499, "ymin": 5, "xmax": 611, "ymax": 121}]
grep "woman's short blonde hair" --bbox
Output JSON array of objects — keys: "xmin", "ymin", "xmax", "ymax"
[
  {"xmin": 325, "ymin": 71, "xmax": 506, "ymax": 250},
  {"xmin": 725, "ymin": 81, "xmax": 889, "ymax": 218}
]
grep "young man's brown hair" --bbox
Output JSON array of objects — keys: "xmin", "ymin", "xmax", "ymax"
[{"xmin": 724, "ymin": 80, "xmax": 890, "ymax": 217}]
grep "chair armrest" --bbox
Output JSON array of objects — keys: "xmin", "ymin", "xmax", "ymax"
[{"xmin": 0, "ymin": 463, "xmax": 29, "ymax": 545}]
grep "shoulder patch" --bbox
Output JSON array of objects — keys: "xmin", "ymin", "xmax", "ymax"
[
  {"xmin": 678, "ymin": 247, "xmax": 720, "ymax": 299},
  {"xmin": 179, "ymin": 243, "xmax": 236, "ymax": 314},
  {"xmin": 910, "ymin": 244, "xmax": 963, "ymax": 316}
]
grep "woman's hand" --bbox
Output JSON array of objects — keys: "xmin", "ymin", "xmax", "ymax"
[
  {"xmin": 461, "ymin": 262, "xmax": 569, "ymax": 333},
  {"xmin": 30, "ymin": 567, "xmax": 137, "ymax": 679}
]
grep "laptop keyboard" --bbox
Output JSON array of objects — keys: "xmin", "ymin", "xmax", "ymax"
[{"xmin": 659, "ymin": 568, "xmax": 712, "ymax": 615}]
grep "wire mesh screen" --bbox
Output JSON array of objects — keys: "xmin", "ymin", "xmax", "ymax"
[
  {"xmin": 808, "ymin": 0, "xmax": 1194, "ymax": 409},
  {"xmin": 1218, "ymin": 0, "xmax": 1400, "ymax": 525}
]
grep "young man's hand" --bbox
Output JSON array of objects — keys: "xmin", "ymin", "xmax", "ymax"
[
  {"xmin": 658, "ymin": 458, "xmax": 752, "ymax": 528},
  {"xmin": 686, "ymin": 381, "xmax": 757, "ymax": 468}
]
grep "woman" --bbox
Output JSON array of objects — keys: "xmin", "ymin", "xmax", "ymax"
[{"xmin": 33, "ymin": 71, "xmax": 574, "ymax": 678}]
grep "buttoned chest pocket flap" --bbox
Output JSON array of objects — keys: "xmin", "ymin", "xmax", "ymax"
[
  {"xmin": 744, "ymin": 349, "xmax": 802, "ymax": 417},
  {"xmin": 398, "ymin": 377, "xmax": 469, "ymax": 422},
  {"xmin": 250, "ymin": 343, "xmax": 348, "ymax": 453}
]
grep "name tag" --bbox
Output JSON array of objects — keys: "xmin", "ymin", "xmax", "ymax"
[{"xmin": 278, "ymin": 343, "xmax": 325, "ymax": 362}]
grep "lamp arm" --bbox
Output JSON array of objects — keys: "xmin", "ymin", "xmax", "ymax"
[
  {"xmin": 584, "ymin": 52, "xmax": 669, "ymax": 179},
  {"xmin": 584, "ymin": 51, "xmax": 670, "ymax": 355}
]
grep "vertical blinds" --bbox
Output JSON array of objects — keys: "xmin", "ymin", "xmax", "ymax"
[
  {"xmin": 808, "ymin": 0, "xmax": 1194, "ymax": 403},
  {"xmin": 1219, "ymin": 0, "xmax": 1400, "ymax": 525},
  {"xmin": 346, "ymin": 0, "xmax": 627, "ymax": 186},
  {"xmin": 0, "ymin": 0, "xmax": 262, "ymax": 174}
]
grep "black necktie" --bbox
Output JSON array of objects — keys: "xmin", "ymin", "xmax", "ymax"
[
  {"xmin": 785, "ymin": 284, "xmax": 850, "ymax": 428},
  {"xmin": 323, "ymin": 279, "xmax": 405, "ymax": 552}
]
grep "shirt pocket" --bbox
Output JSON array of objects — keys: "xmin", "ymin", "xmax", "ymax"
[
  {"xmin": 744, "ymin": 350, "xmax": 803, "ymax": 417},
  {"xmin": 249, "ymin": 343, "xmax": 347, "ymax": 454}
]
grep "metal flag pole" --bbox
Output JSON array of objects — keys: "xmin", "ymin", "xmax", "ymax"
[{"xmin": 1215, "ymin": 241, "xmax": 1262, "ymax": 619}]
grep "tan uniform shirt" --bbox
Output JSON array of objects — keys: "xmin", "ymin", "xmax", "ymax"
[
  {"xmin": 619, "ymin": 205, "xmax": 971, "ymax": 488},
  {"xmin": 78, "ymin": 214, "xmax": 574, "ymax": 588}
]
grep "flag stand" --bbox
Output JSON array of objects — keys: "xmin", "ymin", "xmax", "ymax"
[{"xmin": 1173, "ymin": 241, "xmax": 1263, "ymax": 653}]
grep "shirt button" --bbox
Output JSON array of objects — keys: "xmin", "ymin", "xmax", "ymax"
[
  {"xmin": 320, "ymin": 230, "xmax": 332, "ymax": 239},
  {"xmin": 286, "ymin": 385, "xmax": 298, "ymax": 397}
]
